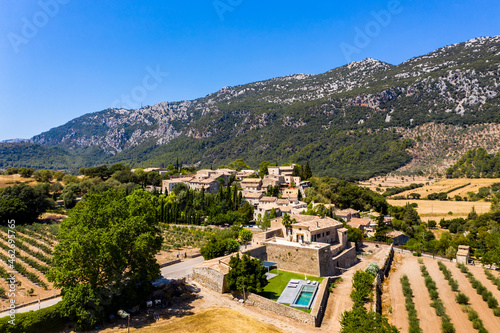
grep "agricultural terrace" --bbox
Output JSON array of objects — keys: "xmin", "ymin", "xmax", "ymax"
[
  {"xmin": 391, "ymin": 178, "xmax": 500, "ymax": 200},
  {"xmin": 156, "ymin": 225, "xmax": 224, "ymax": 262},
  {"xmin": 384, "ymin": 253, "xmax": 500, "ymax": 333},
  {"xmin": 0, "ymin": 223, "xmax": 58, "ymax": 309},
  {"xmin": 0, "ymin": 223, "xmax": 232, "ymax": 311}
]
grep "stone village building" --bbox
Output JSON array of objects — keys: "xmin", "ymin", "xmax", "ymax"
[{"xmin": 194, "ymin": 214, "xmax": 357, "ymax": 292}]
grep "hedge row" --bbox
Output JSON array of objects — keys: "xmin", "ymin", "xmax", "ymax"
[
  {"xmin": 15, "ymin": 227, "xmax": 55, "ymax": 247},
  {"xmin": 0, "ymin": 265, "xmax": 10, "ymax": 281},
  {"xmin": 437, "ymin": 261, "xmax": 459, "ymax": 292},
  {"xmin": 437, "ymin": 261, "xmax": 488, "ymax": 332},
  {"xmin": 484, "ymin": 269, "xmax": 500, "ymax": 291},
  {"xmin": 13, "ymin": 234, "xmax": 52, "ymax": 255},
  {"xmin": 420, "ymin": 264, "xmax": 455, "ymax": 333},
  {"xmin": 0, "ymin": 240, "xmax": 50, "ymax": 275},
  {"xmin": 7, "ymin": 239, "xmax": 52, "ymax": 265},
  {"xmin": 0, "ymin": 252, "xmax": 47, "ymax": 289},
  {"xmin": 400, "ymin": 275, "xmax": 422, "ymax": 333},
  {"xmin": 457, "ymin": 263, "xmax": 500, "ymax": 316},
  {"xmin": 0, "ymin": 304, "xmax": 67, "ymax": 333}
]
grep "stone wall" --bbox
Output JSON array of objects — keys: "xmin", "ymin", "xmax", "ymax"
[
  {"xmin": 331, "ymin": 244, "xmax": 357, "ymax": 274},
  {"xmin": 375, "ymin": 244, "xmax": 394, "ymax": 313},
  {"xmin": 310, "ymin": 277, "xmax": 332, "ymax": 327},
  {"xmin": 192, "ymin": 266, "xmax": 228, "ymax": 293},
  {"xmin": 232, "ymin": 277, "xmax": 331, "ymax": 327},
  {"xmin": 253, "ymin": 229, "xmax": 282, "ymax": 245},
  {"xmin": 318, "ymin": 246, "xmax": 336, "ymax": 276},
  {"xmin": 242, "ymin": 245, "xmax": 267, "ymax": 261},
  {"xmin": 265, "ymin": 242, "xmax": 328, "ymax": 276},
  {"xmin": 243, "ymin": 292, "xmax": 317, "ymax": 326}
]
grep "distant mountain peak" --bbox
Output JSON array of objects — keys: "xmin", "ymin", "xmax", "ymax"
[
  {"xmin": 347, "ymin": 58, "xmax": 392, "ymax": 69},
  {"xmin": 5, "ymin": 35, "xmax": 500, "ymax": 178}
]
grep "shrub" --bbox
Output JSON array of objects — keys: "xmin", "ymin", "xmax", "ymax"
[
  {"xmin": 365, "ymin": 262, "xmax": 380, "ymax": 277},
  {"xmin": 487, "ymin": 296, "xmax": 498, "ymax": 309},
  {"xmin": 468, "ymin": 309, "xmax": 479, "ymax": 321},
  {"xmin": 476, "ymin": 281, "xmax": 487, "ymax": 295},
  {"xmin": 472, "ymin": 318, "xmax": 483, "ymax": 330},
  {"xmin": 0, "ymin": 304, "xmax": 66, "ymax": 333},
  {"xmin": 494, "ymin": 307, "xmax": 500, "ymax": 317},
  {"xmin": 481, "ymin": 289, "xmax": 490, "ymax": 301},
  {"xmin": 441, "ymin": 321, "xmax": 456, "ymax": 333},
  {"xmin": 455, "ymin": 293, "xmax": 469, "ymax": 305},
  {"xmin": 429, "ymin": 289, "xmax": 439, "ymax": 300},
  {"xmin": 433, "ymin": 300, "xmax": 446, "ymax": 317}
]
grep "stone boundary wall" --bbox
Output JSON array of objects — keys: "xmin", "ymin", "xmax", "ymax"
[
  {"xmin": 375, "ymin": 244, "xmax": 394, "ymax": 313},
  {"xmin": 193, "ymin": 266, "xmax": 227, "ymax": 293},
  {"xmin": 232, "ymin": 277, "xmax": 331, "ymax": 327},
  {"xmin": 310, "ymin": 277, "xmax": 332, "ymax": 327}
]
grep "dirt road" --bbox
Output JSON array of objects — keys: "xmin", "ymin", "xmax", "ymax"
[{"xmin": 323, "ymin": 243, "xmax": 392, "ymax": 332}]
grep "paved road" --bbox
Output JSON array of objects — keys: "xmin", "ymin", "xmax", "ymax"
[
  {"xmin": 0, "ymin": 296, "xmax": 62, "ymax": 318},
  {"xmin": 0, "ymin": 257, "xmax": 205, "ymax": 318},
  {"xmin": 160, "ymin": 256, "xmax": 205, "ymax": 279}
]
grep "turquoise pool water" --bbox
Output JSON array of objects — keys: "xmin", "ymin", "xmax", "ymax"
[
  {"xmin": 291, "ymin": 284, "xmax": 318, "ymax": 308},
  {"xmin": 295, "ymin": 291, "xmax": 313, "ymax": 305}
]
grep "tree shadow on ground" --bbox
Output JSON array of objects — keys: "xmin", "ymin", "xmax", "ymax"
[{"xmin": 94, "ymin": 279, "xmax": 201, "ymax": 332}]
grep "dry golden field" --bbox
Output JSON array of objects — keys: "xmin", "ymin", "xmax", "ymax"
[
  {"xmin": 105, "ymin": 308, "xmax": 284, "ymax": 333},
  {"xmin": 393, "ymin": 178, "xmax": 500, "ymax": 199},
  {"xmin": 0, "ymin": 174, "xmax": 37, "ymax": 188},
  {"xmin": 387, "ymin": 199, "xmax": 491, "ymax": 222},
  {"xmin": 359, "ymin": 175, "xmax": 435, "ymax": 192}
]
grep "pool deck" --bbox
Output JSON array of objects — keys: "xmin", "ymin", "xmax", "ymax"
[{"xmin": 276, "ymin": 278, "xmax": 319, "ymax": 305}]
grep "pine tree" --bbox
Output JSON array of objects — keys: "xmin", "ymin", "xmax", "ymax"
[{"xmin": 304, "ymin": 161, "xmax": 312, "ymax": 180}]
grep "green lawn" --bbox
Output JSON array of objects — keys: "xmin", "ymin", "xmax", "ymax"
[{"xmin": 258, "ymin": 269, "xmax": 324, "ymax": 301}]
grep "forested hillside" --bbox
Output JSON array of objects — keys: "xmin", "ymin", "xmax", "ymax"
[{"xmin": 446, "ymin": 148, "xmax": 500, "ymax": 178}]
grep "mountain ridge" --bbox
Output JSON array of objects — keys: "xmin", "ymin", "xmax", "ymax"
[{"xmin": 2, "ymin": 35, "xmax": 500, "ymax": 179}]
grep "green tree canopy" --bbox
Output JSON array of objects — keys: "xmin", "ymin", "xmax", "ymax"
[
  {"xmin": 0, "ymin": 183, "xmax": 53, "ymax": 225},
  {"xmin": 239, "ymin": 229, "xmax": 253, "ymax": 249},
  {"xmin": 47, "ymin": 189, "xmax": 163, "ymax": 328},
  {"xmin": 226, "ymin": 253, "xmax": 268, "ymax": 295}
]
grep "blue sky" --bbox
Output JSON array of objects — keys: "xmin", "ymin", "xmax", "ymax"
[{"xmin": 0, "ymin": 0, "xmax": 499, "ymax": 141}]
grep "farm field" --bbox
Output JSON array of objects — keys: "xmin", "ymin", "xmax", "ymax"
[
  {"xmin": 122, "ymin": 307, "xmax": 285, "ymax": 333},
  {"xmin": 359, "ymin": 174, "xmax": 434, "ymax": 192},
  {"xmin": 384, "ymin": 253, "xmax": 500, "ymax": 333},
  {"xmin": 0, "ymin": 174, "xmax": 37, "ymax": 188},
  {"xmin": 392, "ymin": 178, "xmax": 500, "ymax": 199},
  {"xmin": 387, "ymin": 199, "xmax": 491, "ymax": 222},
  {"xmin": 0, "ymin": 223, "xmax": 59, "ymax": 310},
  {"xmin": 0, "ymin": 223, "xmax": 214, "ymax": 311}
]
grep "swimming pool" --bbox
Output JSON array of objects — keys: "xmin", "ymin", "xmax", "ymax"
[{"xmin": 291, "ymin": 284, "xmax": 318, "ymax": 309}]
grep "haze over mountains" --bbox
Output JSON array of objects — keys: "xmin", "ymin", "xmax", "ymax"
[{"xmin": 1, "ymin": 36, "xmax": 500, "ymax": 180}]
